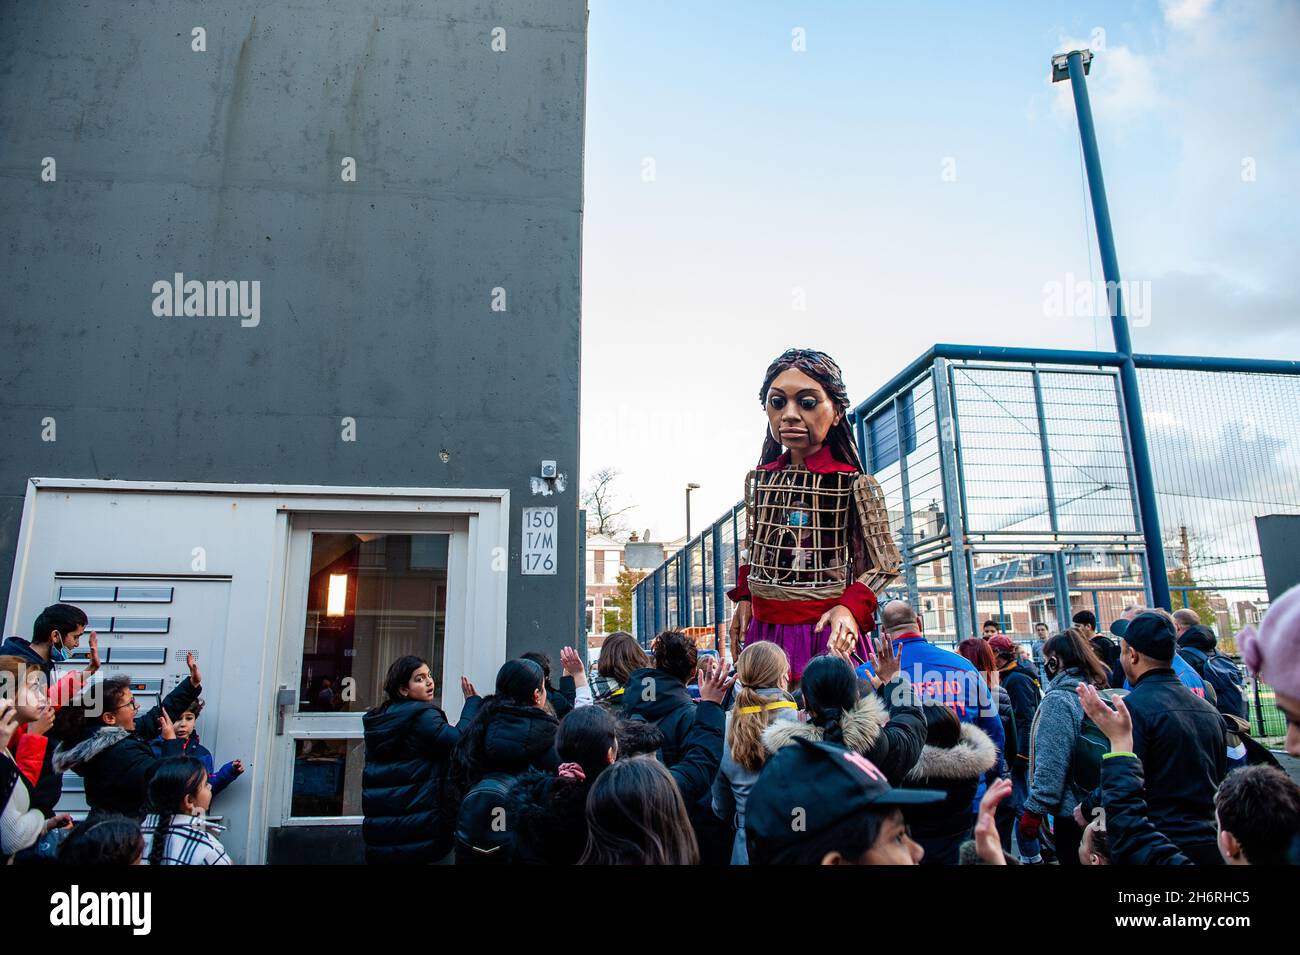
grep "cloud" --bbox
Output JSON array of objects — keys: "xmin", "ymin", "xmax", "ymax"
[
  {"xmin": 1133, "ymin": 270, "xmax": 1300, "ymax": 355},
  {"xmin": 1049, "ymin": 38, "xmax": 1164, "ymax": 125},
  {"xmin": 1161, "ymin": 0, "xmax": 1215, "ymax": 30}
]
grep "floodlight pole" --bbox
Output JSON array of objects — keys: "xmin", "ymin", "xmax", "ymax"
[{"xmin": 1056, "ymin": 49, "xmax": 1170, "ymax": 610}]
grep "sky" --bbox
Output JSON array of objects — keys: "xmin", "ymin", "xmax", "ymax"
[{"xmin": 579, "ymin": 0, "xmax": 1300, "ymax": 544}]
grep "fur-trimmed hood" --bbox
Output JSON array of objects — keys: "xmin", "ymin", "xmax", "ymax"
[
  {"xmin": 762, "ymin": 693, "xmax": 888, "ymax": 755},
  {"xmin": 904, "ymin": 722, "xmax": 997, "ymax": 782},
  {"xmin": 52, "ymin": 726, "xmax": 129, "ymax": 774}
]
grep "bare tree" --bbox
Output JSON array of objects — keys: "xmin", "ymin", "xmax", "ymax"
[{"xmin": 582, "ymin": 467, "xmax": 635, "ymax": 539}]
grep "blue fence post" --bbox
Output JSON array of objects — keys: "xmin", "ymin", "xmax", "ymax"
[
  {"xmin": 1061, "ymin": 49, "xmax": 1172, "ymax": 610},
  {"xmin": 932, "ymin": 358, "xmax": 973, "ymax": 641},
  {"xmin": 711, "ymin": 522, "xmax": 724, "ymax": 654}
]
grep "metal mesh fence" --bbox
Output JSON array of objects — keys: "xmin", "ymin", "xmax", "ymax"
[
  {"xmin": 952, "ymin": 365, "xmax": 1136, "ymax": 537},
  {"xmin": 1139, "ymin": 368, "xmax": 1300, "ymax": 592}
]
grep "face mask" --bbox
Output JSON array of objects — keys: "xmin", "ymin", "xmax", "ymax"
[{"xmin": 50, "ymin": 640, "xmax": 69, "ymax": 663}]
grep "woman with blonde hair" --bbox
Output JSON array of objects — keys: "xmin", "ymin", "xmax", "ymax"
[{"xmin": 712, "ymin": 641, "xmax": 798, "ymax": 864}]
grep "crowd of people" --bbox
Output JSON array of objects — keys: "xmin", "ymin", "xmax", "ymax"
[
  {"xmin": 1, "ymin": 603, "xmax": 244, "ymax": 865},
  {"xmin": 3, "ymin": 586, "xmax": 1300, "ymax": 865}
]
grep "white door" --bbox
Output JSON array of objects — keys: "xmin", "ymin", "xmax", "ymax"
[{"xmin": 267, "ymin": 513, "xmax": 467, "ymax": 837}]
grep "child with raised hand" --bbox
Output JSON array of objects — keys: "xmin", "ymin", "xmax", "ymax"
[
  {"xmin": 51, "ymin": 652, "xmax": 203, "ymax": 818},
  {"xmin": 151, "ymin": 697, "xmax": 245, "ymax": 798},
  {"xmin": 141, "ymin": 755, "xmax": 231, "ymax": 865}
]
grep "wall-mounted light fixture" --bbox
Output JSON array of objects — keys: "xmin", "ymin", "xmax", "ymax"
[{"xmin": 326, "ymin": 574, "xmax": 349, "ymax": 617}]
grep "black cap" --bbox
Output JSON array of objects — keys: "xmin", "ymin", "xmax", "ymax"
[
  {"xmin": 746, "ymin": 737, "xmax": 945, "ymax": 855},
  {"xmin": 1110, "ymin": 618, "xmax": 1130, "ymax": 638},
  {"xmin": 1121, "ymin": 612, "xmax": 1176, "ymax": 661}
]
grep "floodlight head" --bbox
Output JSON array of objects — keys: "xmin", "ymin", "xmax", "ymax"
[{"xmin": 1051, "ymin": 48, "xmax": 1093, "ymax": 83}]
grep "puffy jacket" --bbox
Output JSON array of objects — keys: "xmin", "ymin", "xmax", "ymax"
[
  {"xmin": 901, "ymin": 722, "xmax": 999, "ymax": 865},
  {"xmin": 763, "ymin": 675, "xmax": 928, "ymax": 786},
  {"xmin": 1086, "ymin": 669, "xmax": 1226, "ymax": 855},
  {"xmin": 361, "ymin": 696, "xmax": 480, "ymax": 864},
  {"xmin": 480, "ymin": 703, "xmax": 559, "ymax": 775},
  {"xmin": 1024, "ymin": 668, "xmax": 1090, "ymax": 816},
  {"xmin": 453, "ymin": 700, "xmax": 560, "ymax": 864},
  {"xmin": 52, "ymin": 678, "xmax": 200, "ymax": 818}
]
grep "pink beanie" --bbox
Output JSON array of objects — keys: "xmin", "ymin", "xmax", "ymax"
[{"xmin": 1239, "ymin": 583, "xmax": 1300, "ymax": 699}]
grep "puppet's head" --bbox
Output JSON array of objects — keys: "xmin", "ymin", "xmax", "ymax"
[{"xmin": 757, "ymin": 348, "xmax": 863, "ymax": 470}]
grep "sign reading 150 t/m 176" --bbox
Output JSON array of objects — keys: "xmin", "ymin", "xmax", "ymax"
[{"xmin": 522, "ymin": 507, "xmax": 557, "ymax": 575}]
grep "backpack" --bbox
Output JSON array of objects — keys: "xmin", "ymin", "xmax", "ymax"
[
  {"xmin": 453, "ymin": 772, "xmax": 517, "ymax": 865},
  {"xmin": 1179, "ymin": 647, "xmax": 1247, "ymax": 720},
  {"xmin": 1071, "ymin": 687, "xmax": 1128, "ymax": 793}
]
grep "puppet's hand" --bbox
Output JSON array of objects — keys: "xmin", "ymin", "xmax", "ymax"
[
  {"xmin": 817, "ymin": 605, "xmax": 859, "ymax": 655},
  {"xmin": 729, "ymin": 600, "xmax": 752, "ymax": 661}
]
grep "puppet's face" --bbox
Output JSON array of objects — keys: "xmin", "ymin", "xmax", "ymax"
[{"xmin": 765, "ymin": 367, "xmax": 842, "ymax": 455}]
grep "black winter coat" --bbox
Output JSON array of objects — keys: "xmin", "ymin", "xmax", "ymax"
[
  {"xmin": 1001, "ymin": 662, "xmax": 1041, "ymax": 772},
  {"xmin": 619, "ymin": 669, "xmax": 726, "ymax": 803},
  {"xmin": 361, "ymin": 696, "xmax": 480, "ymax": 864},
  {"xmin": 621, "ymin": 668, "xmax": 696, "ymax": 762},
  {"xmin": 763, "ymin": 675, "xmax": 928, "ymax": 787},
  {"xmin": 901, "ymin": 722, "xmax": 1000, "ymax": 865},
  {"xmin": 508, "ymin": 771, "xmax": 591, "ymax": 865},
  {"xmin": 52, "ymin": 678, "xmax": 200, "ymax": 818},
  {"xmin": 480, "ymin": 703, "xmax": 560, "ymax": 776},
  {"xmin": 1083, "ymin": 669, "xmax": 1226, "ymax": 855},
  {"xmin": 1100, "ymin": 753, "xmax": 1193, "ymax": 865}
]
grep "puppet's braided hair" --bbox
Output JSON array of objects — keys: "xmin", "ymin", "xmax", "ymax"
[{"xmin": 758, "ymin": 348, "xmax": 864, "ymax": 471}]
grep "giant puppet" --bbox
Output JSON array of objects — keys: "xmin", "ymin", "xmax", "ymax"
[{"xmin": 727, "ymin": 349, "xmax": 901, "ymax": 680}]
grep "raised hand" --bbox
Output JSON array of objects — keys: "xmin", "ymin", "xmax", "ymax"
[
  {"xmin": 974, "ymin": 778, "xmax": 1013, "ymax": 865},
  {"xmin": 85, "ymin": 631, "xmax": 102, "ymax": 674},
  {"xmin": 729, "ymin": 601, "xmax": 752, "ymax": 662},
  {"xmin": 460, "ymin": 676, "xmax": 478, "ymax": 700},
  {"xmin": 29, "ymin": 704, "xmax": 56, "ymax": 737},
  {"xmin": 872, "ymin": 635, "xmax": 900, "ymax": 685},
  {"xmin": 158, "ymin": 707, "xmax": 177, "ymax": 741},
  {"xmin": 186, "ymin": 651, "xmax": 202, "ymax": 688},
  {"xmin": 696, "ymin": 660, "xmax": 736, "ymax": 705},
  {"xmin": 559, "ymin": 646, "xmax": 587, "ymax": 687}
]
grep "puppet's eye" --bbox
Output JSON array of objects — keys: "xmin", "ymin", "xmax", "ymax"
[
  {"xmin": 799, "ymin": 397, "xmax": 819, "ymax": 411},
  {"xmin": 768, "ymin": 395, "xmax": 786, "ymax": 410}
]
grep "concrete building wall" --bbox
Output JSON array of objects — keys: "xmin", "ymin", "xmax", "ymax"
[{"xmin": 0, "ymin": 0, "xmax": 587, "ymax": 656}]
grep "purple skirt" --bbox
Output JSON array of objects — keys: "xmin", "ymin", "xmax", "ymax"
[{"xmin": 745, "ymin": 617, "xmax": 873, "ymax": 680}]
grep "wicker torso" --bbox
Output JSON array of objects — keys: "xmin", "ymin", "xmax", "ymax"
[{"xmin": 743, "ymin": 465, "xmax": 901, "ymax": 602}]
